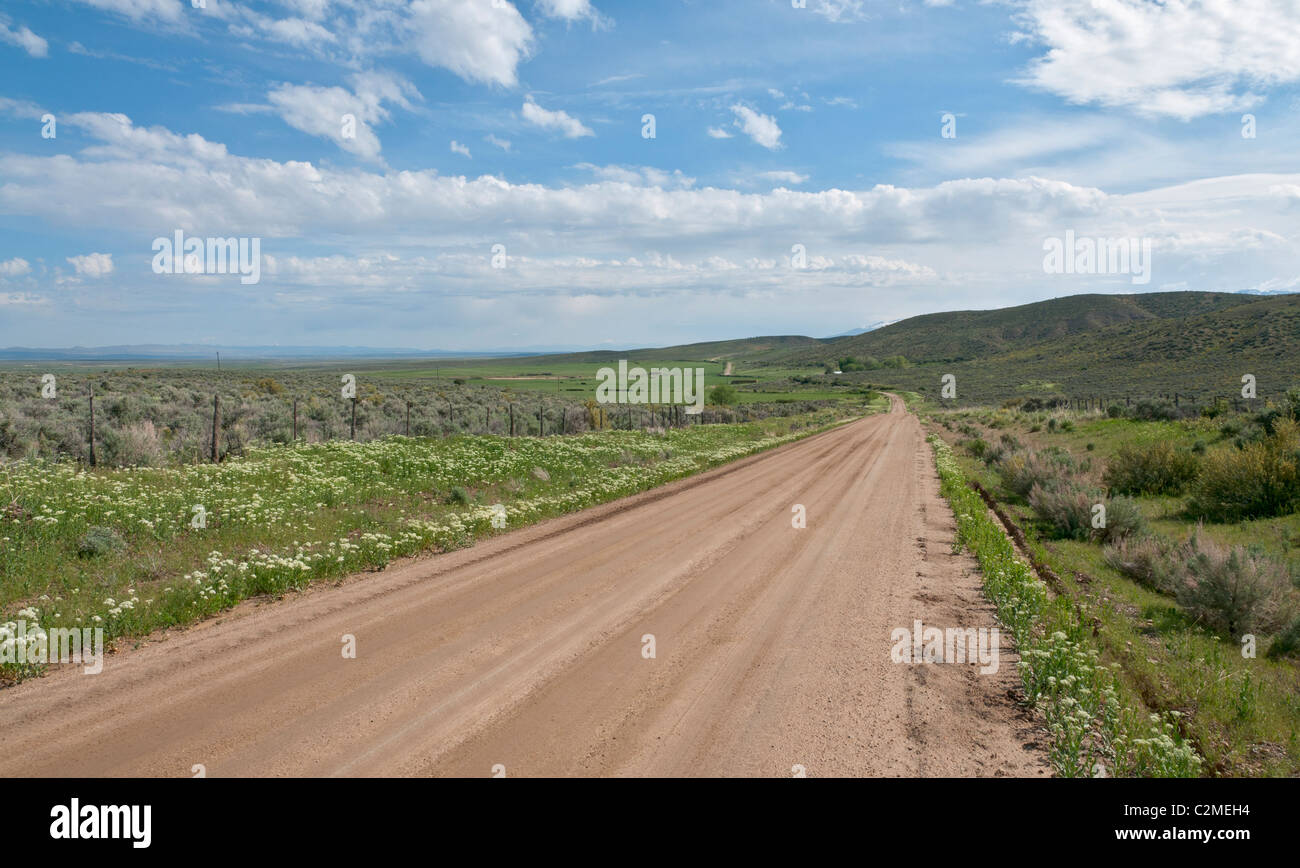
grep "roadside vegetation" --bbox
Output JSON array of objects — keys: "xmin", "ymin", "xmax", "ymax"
[
  {"xmin": 926, "ymin": 390, "xmax": 1300, "ymax": 776},
  {"xmin": 931, "ymin": 437, "xmax": 1201, "ymax": 778}
]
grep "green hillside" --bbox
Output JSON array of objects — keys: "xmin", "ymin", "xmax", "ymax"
[
  {"xmin": 869, "ymin": 293, "xmax": 1300, "ymax": 404},
  {"xmin": 806, "ymin": 292, "xmax": 1272, "ymax": 366}
]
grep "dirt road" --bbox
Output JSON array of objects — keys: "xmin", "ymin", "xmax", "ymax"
[{"xmin": 0, "ymin": 397, "xmax": 1047, "ymax": 777}]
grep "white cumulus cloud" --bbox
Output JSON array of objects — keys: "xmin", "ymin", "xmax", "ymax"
[
  {"xmin": 66, "ymin": 253, "xmax": 114, "ymax": 278},
  {"xmin": 536, "ymin": 0, "xmax": 600, "ymax": 22},
  {"xmin": 0, "ymin": 18, "xmax": 48, "ymax": 57},
  {"xmin": 0, "ymin": 257, "xmax": 32, "ymax": 277},
  {"xmin": 522, "ymin": 96, "xmax": 594, "ymax": 138},
  {"xmin": 70, "ymin": 0, "xmax": 185, "ymax": 24},
  {"xmin": 731, "ymin": 105, "xmax": 783, "ymax": 149},
  {"xmin": 1014, "ymin": 0, "xmax": 1300, "ymax": 119},
  {"xmin": 759, "ymin": 170, "xmax": 809, "ymax": 185},
  {"xmin": 267, "ymin": 71, "xmax": 419, "ymax": 161},
  {"xmin": 407, "ymin": 0, "xmax": 534, "ymax": 87}
]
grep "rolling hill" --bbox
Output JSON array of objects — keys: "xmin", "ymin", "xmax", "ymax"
[
  {"xmin": 817, "ymin": 292, "xmax": 1300, "ymax": 404},
  {"xmin": 532, "ymin": 291, "xmax": 1300, "ymax": 405},
  {"xmin": 795, "ymin": 292, "xmax": 1275, "ymax": 366}
]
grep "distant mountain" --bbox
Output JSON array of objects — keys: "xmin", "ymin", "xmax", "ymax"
[{"xmin": 0, "ymin": 343, "xmax": 596, "ymax": 362}]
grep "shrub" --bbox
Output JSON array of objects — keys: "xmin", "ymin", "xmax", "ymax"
[
  {"xmin": 254, "ymin": 377, "xmax": 284, "ymax": 395},
  {"xmin": 446, "ymin": 486, "xmax": 471, "ymax": 506},
  {"xmin": 1104, "ymin": 535, "xmax": 1179, "ymax": 593},
  {"xmin": 1131, "ymin": 401, "xmax": 1178, "ymax": 422},
  {"xmin": 980, "ymin": 443, "xmax": 1007, "ymax": 466},
  {"xmin": 1176, "ymin": 535, "xmax": 1295, "ymax": 636},
  {"xmin": 1201, "ymin": 398, "xmax": 1229, "ymax": 419},
  {"xmin": 1103, "ymin": 441, "xmax": 1199, "ymax": 496},
  {"xmin": 1029, "ymin": 482, "xmax": 1095, "ymax": 541},
  {"xmin": 1189, "ymin": 419, "xmax": 1300, "ymax": 521},
  {"xmin": 998, "ymin": 449, "xmax": 1073, "ymax": 498},
  {"xmin": 1267, "ymin": 616, "xmax": 1300, "ymax": 659},
  {"xmin": 964, "ymin": 437, "xmax": 987, "ymax": 459},
  {"xmin": 1096, "ymin": 496, "xmax": 1146, "ymax": 544},
  {"xmin": 77, "ymin": 526, "xmax": 126, "ymax": 558},
  {"xmin": 710, "ymin": 384, "xmax": 739, "ymax": 406},
  {"xmin": 100, "ymin": 420, "xmax": 166, "ymax": 468}
]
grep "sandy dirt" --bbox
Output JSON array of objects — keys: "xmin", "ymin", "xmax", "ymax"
[{"xmin": 0, "ymin": 396, "xmax": 1048, "ymax": 777}]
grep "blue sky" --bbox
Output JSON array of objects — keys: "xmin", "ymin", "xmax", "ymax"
[{"xmin": 2, "ymin": 0, "xmax": 1300, "ymax": 350}]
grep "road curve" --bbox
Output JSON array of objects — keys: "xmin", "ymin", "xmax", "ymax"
[{"xmin": 0, "ymin": 397, "xmax": 1048, "ymax": 777}]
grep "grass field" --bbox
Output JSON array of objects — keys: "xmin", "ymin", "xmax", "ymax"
[{"xmin": 345, "ymin": 357, "xmax": 841, "ymax": 403}]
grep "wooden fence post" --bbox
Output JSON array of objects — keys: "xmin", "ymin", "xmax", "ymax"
[
  {"xmin": 88, "ymin": 388, "xmax": 97, "ymax": 468},
  {"xmin": 211, "ymin": 394, "xmax": 220, "ymax": 462}
]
